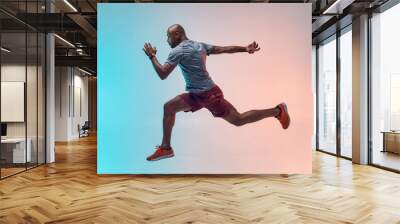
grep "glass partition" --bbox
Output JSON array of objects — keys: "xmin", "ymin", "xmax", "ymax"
[
  {"xmin": 339, "ymin": 27, "xmax": 352, "ymax": 158},
  {"xmin": 317, "ymin": 35, "xmax": 337, "ymax": 154},
  {"xmin": 1, "ymin": 31, "xmax": 28, "ymax": 177},
  {"xmin": 0, "ymin": 1, "xmax": 46, "ymax": 179},
  {"xmin": 371, "ymin": 3, "xmax": 400, "ymax": 171}
]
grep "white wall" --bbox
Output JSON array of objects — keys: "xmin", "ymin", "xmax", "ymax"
[
  {"xmin": 71, "ymin": 73, "xmax": 89, "ymax": 138},
  {"xmin": 1, "ymin": 66, "xmax": 26, "ymax": 141},
  {"xmin": 55, "ymin": 67, "xmax": 89, "ymax": 141},
  {"xmin": 1, "ymin": 64, "xmax": 42, "ymax": 137},
  {"xmin": 55, "ymin": 66, "xmax": 70, "ymax": 141},
  {"xmin": 1, "ymin": 64, "xmax": 46, "ymax": 164}
]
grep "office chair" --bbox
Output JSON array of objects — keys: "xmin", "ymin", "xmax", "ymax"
[{"xmin": 79, "ymin": 121, "xmax": 90, "ymax": 138}]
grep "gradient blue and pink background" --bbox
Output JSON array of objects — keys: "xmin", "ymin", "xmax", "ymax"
[{"xmin": 98, "ymin": 3, "xmax": 313, "ymax": 174}]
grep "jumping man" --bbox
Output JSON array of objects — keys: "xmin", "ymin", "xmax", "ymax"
[{"xmin": 143, "ymin": 24, "xmax": 290, "ymax": 161}]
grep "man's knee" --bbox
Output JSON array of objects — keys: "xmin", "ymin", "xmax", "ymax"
[
  {"xmin": 164, "ymin": 101, "xmax": 177, "ymax": 116},
  {"xmin": 230, "ymin": 117, "xmax": 245, "ymax": 127}
]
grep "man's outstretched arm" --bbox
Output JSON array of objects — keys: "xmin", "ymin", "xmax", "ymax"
[
  {"xmin": 209, "ymin": 41, "xmax": 260, "ymax": 55},
  {"xmin": 143, "ymin": 43, "xmax": 175, "ymax": 80}
]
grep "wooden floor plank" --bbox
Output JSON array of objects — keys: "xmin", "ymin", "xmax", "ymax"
[{"xmin": 1, "ymin": 134, "xmax": 400, "ymax": 223}]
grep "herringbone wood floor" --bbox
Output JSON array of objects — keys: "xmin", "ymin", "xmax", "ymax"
[{"xmin": 1, "ymin": 134, "xmax": 400, "ymax": 224}]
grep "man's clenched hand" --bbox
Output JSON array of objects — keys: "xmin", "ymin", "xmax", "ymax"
[
  {"xmin": 143, "ymin": 43, "xmax": 157, "ymax": 58},
  {"xmin": 246, "ymin": 41, "xmax": 260, "ymax": 54}
]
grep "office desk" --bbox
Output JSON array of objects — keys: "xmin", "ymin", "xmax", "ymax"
[
  {"xmin": 1, "ymin": 138, "xmax": 31, "ymax": 163},
  {"xmin": 381, "ymin": 131, "xmax": 400, "ymax": 154}
]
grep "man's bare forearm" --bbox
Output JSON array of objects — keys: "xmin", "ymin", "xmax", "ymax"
[
  {"xmin": 222, "ymin": 46, "xmax": 247, "ymax": 53},
  {"xmin": 211, "ymin": 45, "xmax": 247, "ymax": 54},
  {"xmin": 150, "ymin": 56, "xmax": 168, "ymax": 80}
]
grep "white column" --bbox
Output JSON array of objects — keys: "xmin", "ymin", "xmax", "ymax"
[
  {"xmin": 46, "ymin": 1, "xmax": 55, "ymax": 163},
  {"xmin": 55, "ymin": 67, "xmax": 73, "ymax": 141},
  {"xmin": 352, "ymin": 14, "xmax": 369, "ymax": 164}
]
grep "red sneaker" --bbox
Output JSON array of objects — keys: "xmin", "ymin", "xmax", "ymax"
[
  {"xmin": 275, "ymin": 103, "xmax": 290, "ymax": 129},
  {"xmin": 146, "ymin": 146, "xmax": 174, "ymax": 161}
]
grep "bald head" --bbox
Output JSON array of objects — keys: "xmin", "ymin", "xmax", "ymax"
[
  {"xmin": 167, "ymin": 24, "xmax": 188, "ymax": 48},
  {"xmin": 168, "ymin": 24, "xmax": 186, "ymax": 36}
]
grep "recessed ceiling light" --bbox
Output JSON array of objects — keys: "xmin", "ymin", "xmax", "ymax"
[
  {"xmin": 1, "ymin": 47, "xmax": 11, "ymax": 53},
  {"xmin": 78, "ymin": 67, "xmax": 93, "ymax": 76},
  {"xmin": 54, "ymin": 34, "xmax": 75, "ymax": 48},
  {"xmin": 322, "ymin": 0, "xmax": 352, "ymax": 14},
  {"xmin": 63, "ymin": 0, "xmax": 78, "ymax": 12}
]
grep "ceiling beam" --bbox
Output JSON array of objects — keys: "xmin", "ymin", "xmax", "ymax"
[
  {"xmin": 55, "ymin": 55, "xmax": 96, "ymax": 70},
  {"xmin": 322, "ymin": 0, "xmax": 355, "ymax": 14}
]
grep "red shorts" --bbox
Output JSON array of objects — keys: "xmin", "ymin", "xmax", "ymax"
[{"xmin": 179, "ymin": 85, "xmax": 234, "ymax": 117}]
